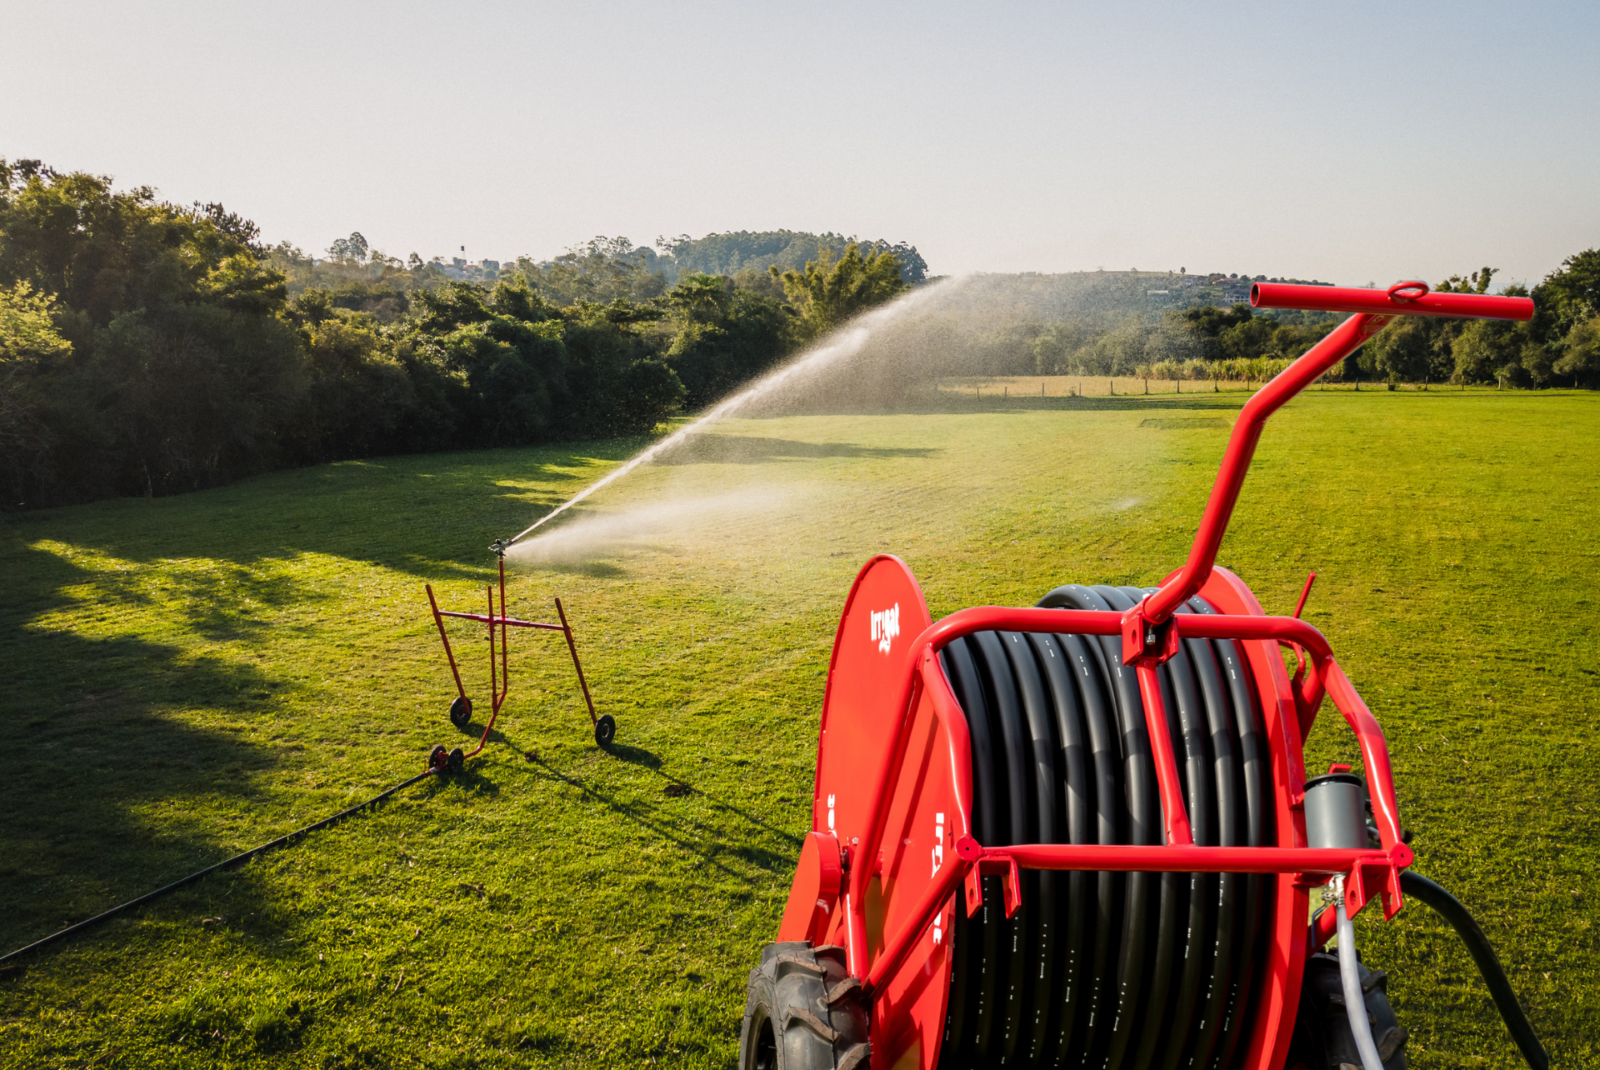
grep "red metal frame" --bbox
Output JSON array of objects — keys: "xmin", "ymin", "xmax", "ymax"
[
  {"xmin": 425, "ymin": 556, "xmax": 598, "ymax": 762},
  {"xmin": 780, "ymin": 281, "xmax": 1533, "ymax": 1070}
]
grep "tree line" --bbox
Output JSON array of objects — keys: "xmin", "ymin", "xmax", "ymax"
[
  {"xmin": 952, "ymin": 260, "xmax": 1600, "ymax": 389},
  {"xmin": 4, "ymin": 158, "xmax": 1596, "ymax": 509},
  {"xmin": 0, "ymin": 161, "xmax": 910, "ymax": 507}
]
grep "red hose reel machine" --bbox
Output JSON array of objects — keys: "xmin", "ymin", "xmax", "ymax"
[{"xmin": 741, "ymin": 283, "xmax": 1545, "ymax": 1070}]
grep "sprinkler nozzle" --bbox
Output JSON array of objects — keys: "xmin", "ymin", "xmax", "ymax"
[{"xmin": 488, "ymin": 538, "xmax": 509, "ymax": 558}]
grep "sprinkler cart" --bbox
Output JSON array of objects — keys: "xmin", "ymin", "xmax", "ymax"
[
  {"xmin": 423, "ymin": 539, "xmax": 612, "ymax": 774},
  {"xmin": 742, "ymin": 282, "xmax": 1548, "ymax": 1070}
]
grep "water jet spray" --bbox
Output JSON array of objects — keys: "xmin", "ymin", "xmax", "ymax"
[{"xmin": 500, "ymin": 279, "xmax": 960, "ymax": 552}]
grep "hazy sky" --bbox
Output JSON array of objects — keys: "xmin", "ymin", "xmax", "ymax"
[{"xmin": 4, "ymin": 1, "xmax": 1596, "ymax": 287}]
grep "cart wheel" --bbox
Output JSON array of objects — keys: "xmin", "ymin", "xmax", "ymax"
[
  {"xmin": 594, "ymin": 714, "xmax": 616, "ymax": 748},
  {"xmin": 739, "ymin": 942, "xmax": 868, "ymax": 1070},
  {"xmin": 427, "ymin": 744, "xmax": 449, "ymax": 773},
  {"xmin": 448, "ymin": 747, "xmax": 465, "ymax": 774},
  {"xmin": 449, "ymin": 695, "xmax": 472, "ymax": 729},
  {"xmin": 1287, "ymin": 950, "xmax": 1408, "ymax": 1069}
]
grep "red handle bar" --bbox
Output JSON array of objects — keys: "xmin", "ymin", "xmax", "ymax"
[
  {"xmin": 1140, "ymin": 280, "xmax": 1535, "ymax": 626},
  {"xmin": 1252, "ymin": 281, "xmax": 1534, "ymax": 321}
]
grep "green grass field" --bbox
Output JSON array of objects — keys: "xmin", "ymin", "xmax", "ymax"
[{"xmin": 1, "ymin": 385, "xmax": 1596, "ymax": 1068}]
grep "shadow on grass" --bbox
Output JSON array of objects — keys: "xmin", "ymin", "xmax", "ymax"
[
  {"xmin": 0, "ymin": 538, "xmax": 311, "ymax": 956},
  {"xmin": 605, "ymin": 741, "xmax": 804, "ymax": 849},
  {"xmin": 7, "ymin": 436, "xmax": 662, "ymax": 581},
  {"xmin": 491, "ymin": 733, "xmax": 801, "ymax": 881},
  {"xmin": 0, "ymin": 670, "xmax": 283, "ymax": 951}
]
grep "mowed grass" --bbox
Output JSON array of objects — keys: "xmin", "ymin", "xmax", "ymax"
[{"xmin": 0, "ymin": 386, "xmax": 1596, "ymax": 1068}]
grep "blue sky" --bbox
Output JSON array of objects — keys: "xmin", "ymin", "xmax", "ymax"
[{"xmin": 4, "ymin": 1, "xmax": 1596, "ymax": 287}]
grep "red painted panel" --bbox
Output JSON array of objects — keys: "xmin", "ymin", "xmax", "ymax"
[
  {"xmin": 813, "ymin": 556, "xmax": 932, "ymax": 854},
  {"xmin": 778, "ymin": 831, "xmax": 844, "ymax": 944},
  {"xmin": 868, "ymin": 685, "xmax": 962, "ymax": 1069},
  {"xmin": 810, "ymin": 557, "xmax": 960, "ymax": 1068},
  {"xmin": 812, "ymin": 556, "xmax": 933, "ymax": 954}
]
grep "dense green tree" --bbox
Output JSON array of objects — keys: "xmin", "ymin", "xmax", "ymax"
[
  {"xmin": 1182, "ymin": 302, "xmax": 1254, "ymax": 340},
  {"xmin": 1554, "ymin": 314, "xmax": 1600, "ymax": 387},
  {"xmin": 0, "ymin": 167, "xmax": 286, "ymax": 329},
  {"xmin": 1535, "ymin": 249, "xmax": 1600, "ymax": 332},
  {"xmin": 1082, "ymin": 315, "xmax": 1155, "ymax": 375},
  {"xmin": 1365, "ymin": 316, "xmax": 1441, "ymax": 383},
  {"xmin": 268, "ymin": 240, "xmax": 432, "ymax": 318},
  {"xmin": 1452, "ymin": 319, "xmax": 1515, "ymax": 383},
  {"xmin": 558, "ymin": 302, "xmax": 683, "ymax": 438},
  {"xmin": 87, "ymin": 303, "xmax": 306, "ymax": 496},
  {"xmin": 1032, "ymin": 318, "xmax": 1103, "ymax": 374},
  {"xmin": 770, "ymin": 243, "xmax": 908, "ymax": 340},
  {"xmin": 0, "ymin": 281, "xmax": 69, "ymax": 361},
  {"xmin": 327, "ymin": 232, "xmax": 369, "ymax": 263},
  {"xmin": 401, "ymin": 279, "xmax": 685, "ymax": 445},
  {"xmin": 512, "ymin": 237, "xmax": 668, "ymax": 305},
  {"xmin": 0, "ymin": 281, "xmax": 72, "ymax": 497},
  {"xmin": 294, "ymin": 314, "xmax": 420, "ymax": 461},
  {"xmin": 1436, "ymin": 266, "xmax": 1498, "ymax": 295},
  {"xmin": 659, "ymin": 273, "xmax": 789, "ymax": 406},
  {"xmin": 1217, "ymin": 314, "xmax": 1280, "ymax": 362},
  {"xmin": 408, "ymin": 281, "xmax": 568, "ymax": 445},
  {"xmin": 663, "ymin": 231, "xmax": 928, "ymax": 284},
  {"xmin": 0, "ymin": 161, "xmax": 303, "ymax": 501}
]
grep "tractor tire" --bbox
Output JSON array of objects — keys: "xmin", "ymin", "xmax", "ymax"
[
  {"xmin": 594, "ymin": 714, "xmax": 616, "ymax": 748},
  {"xmin": 739, "ymin": 942, "xmax": 869, "ymax": 1070},
  {"xmin": 1287, "ymin": 949, "xmax": 1409, "ymax": 1070},
  {"xmin": 449, "ymin": 695, "xmax": 472, "ymax": 729}
]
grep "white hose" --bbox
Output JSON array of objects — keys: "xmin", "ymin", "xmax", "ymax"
[{"xmin": 1333, "ymin": 876, "xmax": 1386, "ymax": 1070}]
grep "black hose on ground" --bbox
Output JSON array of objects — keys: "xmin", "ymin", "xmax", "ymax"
[
  {"xmin": 0, "ymin": 768, "xmax": 438, "ymax": 968},
  {"xmin": 1398, "ymin": 870, "xmax": 1549, "ymax": 1070}
]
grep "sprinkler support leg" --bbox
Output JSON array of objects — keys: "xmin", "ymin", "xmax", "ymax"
[
  {"xmin": 427, "ymin": 584, "xmax": 469, "ymax": 707},
  {"xmin": 556, "ymin": 597, "xmax": 599, "ymax": 727}
]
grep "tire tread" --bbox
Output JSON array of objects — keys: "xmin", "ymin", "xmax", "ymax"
[{"xmin": 739, "ymin": 942, "xmax": 870, "ymax": 1070}]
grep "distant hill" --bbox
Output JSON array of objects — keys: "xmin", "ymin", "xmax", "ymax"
[{"xmin": 960, "ymin": 270, "xmax": 1334, "ymax": 318}]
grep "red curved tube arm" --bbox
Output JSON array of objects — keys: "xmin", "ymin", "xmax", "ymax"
[{"xmin": 1252, "ymin": 281, "xmax": 1534, "ymax": 321}]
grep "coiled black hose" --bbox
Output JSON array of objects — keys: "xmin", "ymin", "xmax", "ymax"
[
  {"xmin": 1399, "ymin": 871, "xmax": 1549, "ymax": 1070},
  {"xmin": 938, "ymin": 585, "xmax": 1274, "ymax": 1070}
]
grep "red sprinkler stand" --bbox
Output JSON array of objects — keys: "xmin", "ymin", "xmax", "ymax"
[
  {"xmin": 769, "ymin": 280, "xmax": 1535, "ymax": 1070},
  {"xmin": 423, "ymin": 551, "xmax": 611, "ymax": 774}
]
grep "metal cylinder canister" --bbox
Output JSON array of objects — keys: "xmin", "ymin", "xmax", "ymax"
[{"xmin": 1303, "ymin": 771, "xmax": 1368, "ymax": 850}]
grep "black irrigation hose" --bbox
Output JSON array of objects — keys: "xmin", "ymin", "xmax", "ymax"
[
  {"xmin": 0, "ymin": 768, "xmax": 438, "ymax": 969},
  {"xmin": 941, "ymin": 638, "xmax": 1003, "ymax": 1057},
  {"xmin": 938, "ymin": 585, "xmax": 1275, "ymax": 1070},
  {"xmin": 1399, "ymin": 871, "xmax": 1549, "ymax": 1070}
]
